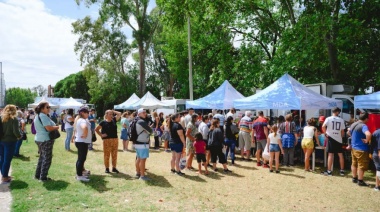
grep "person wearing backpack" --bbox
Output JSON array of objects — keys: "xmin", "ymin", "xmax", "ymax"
[
  {"xmin": 133, "ymin": 108, "xmax": 153, "ymax": 181},
  {"xmin": 95, "ymin": 110, "xmax": 121, "ymax": 174}
]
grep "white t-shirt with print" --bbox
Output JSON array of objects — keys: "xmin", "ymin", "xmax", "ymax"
[{"xmin": 323, "ymin": 116, "xmax": 345, "ymax": 143}]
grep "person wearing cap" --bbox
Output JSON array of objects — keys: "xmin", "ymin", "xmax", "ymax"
[
  {"xmin": 74, "ymin": 107, "xmax": 92, "ymax": 182},
  {"xmin": 135, "ymin": 108, "xmax": 153, "ymax": 180},
  {"xmin": 95, "ymin": 109, "xmax": 121, "ymax": 174},
  {"xmin": 322, "ymin": 107, "xmax": 346, "ymax": 176}
]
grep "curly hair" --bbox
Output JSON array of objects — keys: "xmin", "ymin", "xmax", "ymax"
[{"xmin": 1, "ymin": 104, "xmax": 17, "ymax": 123}]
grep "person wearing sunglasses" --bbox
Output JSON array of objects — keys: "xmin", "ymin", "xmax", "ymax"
[{"xmin": 34, "ymin": 102, "xmax": 59, "ymax": 182}]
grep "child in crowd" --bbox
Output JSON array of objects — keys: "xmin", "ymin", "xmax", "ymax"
[
  {"xmin": 193, "ymin": 132, "xmax": 208, "ymax": 175},
  {"xmin": 267, "ymin": 125, "xmax": 283, "ymax": 173}
]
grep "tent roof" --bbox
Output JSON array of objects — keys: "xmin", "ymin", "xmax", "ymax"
[
  {"xmin": 114, "ymin": 93, "xmax": 141, "ymax": 110},
  {"xmin": 129, "ymin": 91, "xmax": 170, "ymax": 109},
  {"xmin": 234, "ymin": 74, "xmax": 343, "ymax": 110},
  {"xmin": 28, "ymin": 97, "xmax": 59, "ymax": 109},
  {"xmin": 354, "ymin": 91, "xmax": 380, "ymax": 109},
  {"xmin": 59, "ymin": 97, "xmax": 83, "ymax": 108},
  {"xmin": 186, "ymin": 80, "xmax": 245, "ymax": 109}
]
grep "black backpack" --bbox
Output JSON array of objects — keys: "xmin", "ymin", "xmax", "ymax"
[{"xmin": 129, "ymin": 117, "xmax": 142, "ymax": 144}]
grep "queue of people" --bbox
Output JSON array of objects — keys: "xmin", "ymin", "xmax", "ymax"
[{"xmin": 1, "ymin": 103, "xmax": 379, "ymax": 192}]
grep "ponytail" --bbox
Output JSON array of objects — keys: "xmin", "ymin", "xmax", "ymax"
[{"xmin": 272, "ymin": 125, "xmax": 278, "ymax": 137}]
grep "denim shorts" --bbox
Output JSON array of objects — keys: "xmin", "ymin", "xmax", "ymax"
[
  {"xmin": 135, "ymin": 144, "xmax": 149, "ymax": 159},
  {"xmin": 269, "ymin": 144, "xmax": 280, "ymax": 152},
  {"xmin": 170, "ymin": 143, "xmax": 184, "ymax": 153}
]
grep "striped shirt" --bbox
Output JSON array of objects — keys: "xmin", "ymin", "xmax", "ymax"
[{"xmin": 239, "ymin": 116, "xmax": 252, "ymax": 133}]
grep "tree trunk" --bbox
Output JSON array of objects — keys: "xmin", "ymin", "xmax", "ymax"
[{"xmin": 138, "ymin": 43, "xmax": 146, "ymax": 96}]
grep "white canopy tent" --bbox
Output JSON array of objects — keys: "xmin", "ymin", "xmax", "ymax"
[
  {"xmin": 59, "ymin": 97, "xmax": 83, "ymax": 111},
  {"xmin": 114, "ymin": 93, "xmax": 141, "ymax": 110},
  {"xmin": 28, "ymin": 97, "xmax": 59, "ymax": 109},
  {"xmin": 129, "ymin": 91, "xmax": 171, "ymax": 110}
]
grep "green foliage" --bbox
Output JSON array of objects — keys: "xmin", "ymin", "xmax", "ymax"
[
  {"xmin": 5, "ymin": 87, "xmax": 37, "ymax": 108},
  {"xmin": 54, "ymin": 71, "xmax": 90, "ymax": 100}
]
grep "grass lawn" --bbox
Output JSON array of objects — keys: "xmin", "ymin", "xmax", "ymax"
[{"xmin": 9, "ymin": 130, "xmax": 379, "ymax": 211}]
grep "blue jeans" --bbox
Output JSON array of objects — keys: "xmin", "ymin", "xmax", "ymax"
[
  {"xmin": 0, "ymin": 141, "xmax": 17, "ymax": 178},
  {"xmin": 65, "ymin": 128, "xmax": 74, "ymax": 150},
  {"xmin": 225, "ymin": 139, "xmax": 236, "ymax": 162},
  {"xmin": 14, "ymin": 139, "xmax": 23, "ymax": 156}
]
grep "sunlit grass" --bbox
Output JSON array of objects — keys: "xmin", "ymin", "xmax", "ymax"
[{"xmin": 9, "ymin": 131, "xmax": 379, "ymax": 211}]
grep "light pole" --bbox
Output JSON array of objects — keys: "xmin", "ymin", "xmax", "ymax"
[{"xmin": 187, "ymin": 16, "xmax": 193, "ymax": 101}]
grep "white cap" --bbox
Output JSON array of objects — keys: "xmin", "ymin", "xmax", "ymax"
[{"xmin": 138, "ymin": 108, "xmax": 145, "ymax": 114}]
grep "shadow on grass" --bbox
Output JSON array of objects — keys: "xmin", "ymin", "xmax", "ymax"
[
  {"xmin": 89, "ymin": 148, "xmax": 103, "ymax": 153},
  {"xmin": 10, "ymin": 180, "xmax": 28, "ymax": 190},
  {"xmin": 233, "ymin": 163, "xmax": 258, "ymax": 171},
  {"xmin": 43, "ymin": 180, "xmax": 69, "ymax": 191},
  {"xmin": 279, "ymin": 172, "xmax": 305, "ymax": 179},
  {"xmin": 13, "ymin": 155, "xmax": 31, "ymax": 161},
  {"xmin": 84, "ymin": 174, "xmax": 112, "ymax": 193},
  {"xmin": 182, "ymin": 174, "xmax": 207, "ymax": 182},
  {"xmin": 204, "ymin": 172, "xmax": 224, "ymax": 180},
  {"xmin": 220, "ymin": 171, "xmax": 244, "ymax": 178},
  {"xmin": 144, "ymin": 172, "xmax": 172, "ymax": 187},
  {"xmin": 109, "ymin": 172, "xmax": 133, "ymax": 180}
]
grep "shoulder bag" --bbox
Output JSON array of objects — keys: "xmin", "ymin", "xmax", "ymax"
[{"xmin": 38, "ymin": 114, "xmax": 60, "ymax": 140}]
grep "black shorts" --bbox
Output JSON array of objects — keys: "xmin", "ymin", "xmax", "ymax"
[
  {"xmin": 196, "ymin": 153, "xmax": 206, "ymax": 163},
  {"xmin": 327, "ymin": 137, "xmax": 343, "ymax": 154},
  {"xmin": 209, "ymin": 146, "xmax": 227, "ymax": 164}
]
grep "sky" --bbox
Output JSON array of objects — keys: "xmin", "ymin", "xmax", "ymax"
[{"xmin": 0, "ymin": 0, "xmax": 156, "ymax": 89}]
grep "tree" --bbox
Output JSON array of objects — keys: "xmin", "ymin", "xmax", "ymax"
[
  {"xmin": 5, "ymin": 87, "xmax": 37, "ymax": 108},
  {"xmin": 76, "ymin": 0, "xmax": 162, "ymax": 96},
  {"xmin": 32, "ymin": 85, "xmax": 47, "ymax": 97},
  {"xmin": 54, "ymin": 71, "xmax": 91, "ymax": 100},
  {"xmin": 72, "ymin": 15, "xmax": 138, "ymax": 115}
]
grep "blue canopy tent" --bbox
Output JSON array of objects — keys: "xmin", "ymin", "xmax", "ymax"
[
  {"xmin": 186, "ymin": 80, "xmax": 245, "ymax": 109},
  {"xmin": 233, "ymin": 74, "xmax": 343, "ymax": 110},
  {"xmin": 354, "ymin": 91, "xmax": 380, "ymax": 109},
  {"xmin": 114, "ymin": 93, "xmax": 140, "ymax": 110}
]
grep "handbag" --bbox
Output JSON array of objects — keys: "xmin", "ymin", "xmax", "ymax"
[
  {"xmin": 92, "ymin": 132, "xmax": 97, "ymax": 142},
  {"xmin": 38, "ymin": 114, "xmax": 61, "ymax": 140},
  {"xmin": 22, "ymin": 132, "xmax": 27, "ymax": 140}
]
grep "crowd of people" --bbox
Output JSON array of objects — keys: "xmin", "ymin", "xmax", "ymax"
[{"xmin": 0, "ymin": 103, "xmax": 379, "ymax": 192}]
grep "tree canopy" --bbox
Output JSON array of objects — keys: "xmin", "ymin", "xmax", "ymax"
[
  {"xmin": 64, "ymin": 0, "xmax": 379, "ymax": 111},
  {"xmin": 5, "ymin": 87, "xmax": 37, "ymax": 108}
]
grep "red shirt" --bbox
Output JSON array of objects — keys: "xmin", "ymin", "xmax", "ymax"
[
  {"xmin": 253, "ymin": 116, "xmax": 268, "ymax": 140},
  {"xmin": 193, "ymin": 140, "xmax": 206, "ymax": 154}
]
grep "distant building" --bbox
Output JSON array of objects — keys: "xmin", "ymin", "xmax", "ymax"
[{"xmin": 0, "ymin": 62, "xmax": 6, "ymax": 107}]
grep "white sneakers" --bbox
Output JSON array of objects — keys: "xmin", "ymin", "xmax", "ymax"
[{"xmin": 76, "ymin": 176, "xmax": 90, "ymax": 182}]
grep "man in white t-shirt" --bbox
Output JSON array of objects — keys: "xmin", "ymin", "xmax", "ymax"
[
  {"xmin": 322, "ymin": 107, "xmax": 346, "ymax": 176},
  {"xmin": 225, "ymin": 108, "xmax": 237, "ymax": 122},
  {"xmin": 184, "ymin": 108, "xmax": 194, "ymax": 129}
]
